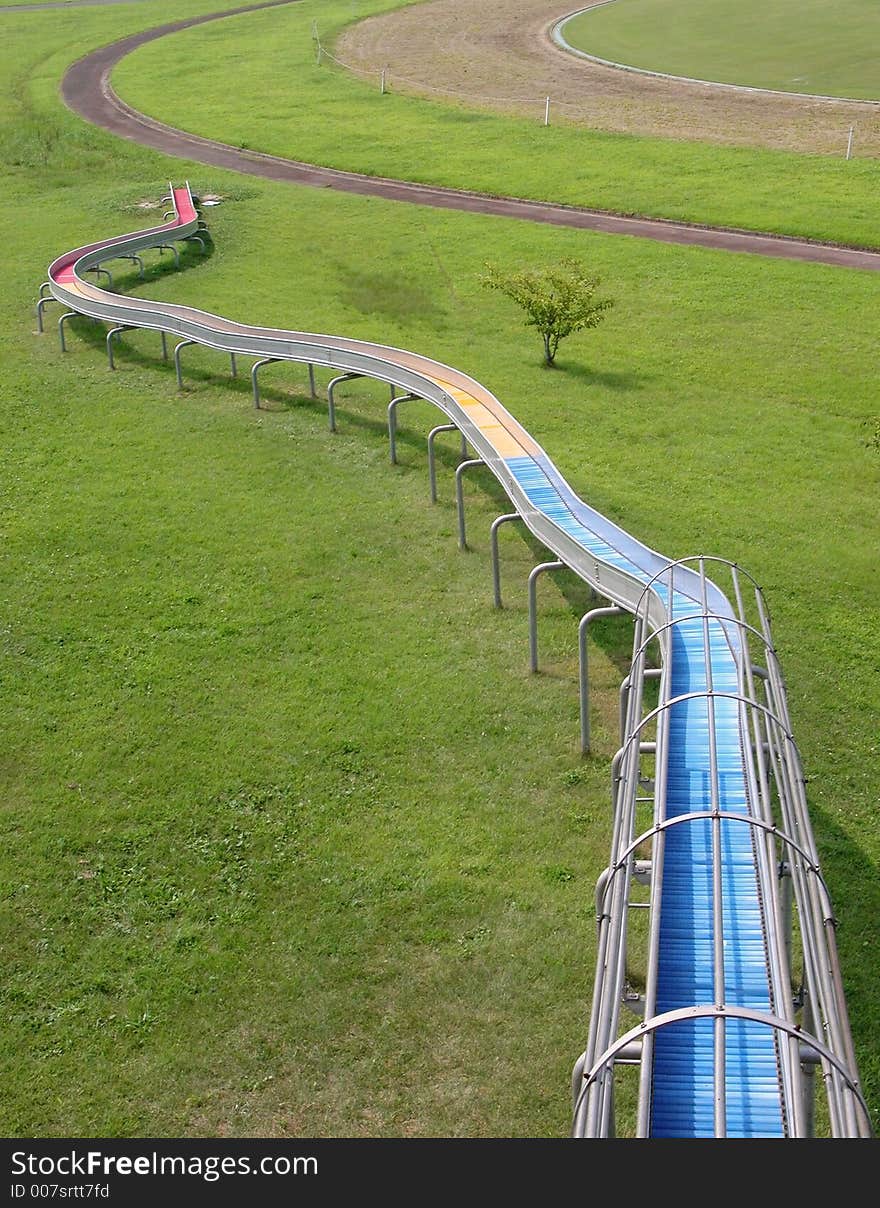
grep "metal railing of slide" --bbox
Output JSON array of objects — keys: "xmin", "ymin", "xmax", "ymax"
[
  {"xmin": 572, "ymin": 557, "xmax": 870, "ymax": 1137},
  {"xmin": 38, "ymin": 190, "xmax": 870, "ymax": 1138}
]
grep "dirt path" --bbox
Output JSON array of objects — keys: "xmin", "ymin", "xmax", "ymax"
[
  {"xmin": 338, "ymin": 0, "xmax": 880, "ymax": 157},
  {"xmin": 60, "ymin": 2, "xmax": 880, "ymax": 270}
]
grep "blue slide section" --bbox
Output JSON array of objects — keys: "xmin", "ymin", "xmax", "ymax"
[{"xmin": 503, "ymin": 455, "xmax": 784, "ymax": 1136}]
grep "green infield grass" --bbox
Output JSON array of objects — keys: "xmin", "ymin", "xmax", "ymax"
[{"xmin": 562, "ymin": 0, "xmax": 880, "ymax": 101}]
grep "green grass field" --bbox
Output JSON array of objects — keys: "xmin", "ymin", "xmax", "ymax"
[
  {"xmin": 563, "ymin": 0, "xmax": 880, "ymax": 100},
  {"xmin": 1, "ymin": 0, "xmax": 878, "ymax": 1136},
  {"xmin": 110, "ymin": 0, "xmax": 880, "ymax": 251}
]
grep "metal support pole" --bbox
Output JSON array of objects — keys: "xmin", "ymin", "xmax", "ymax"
[
  {"xmin": 610, "ymin": 742, "xmax": 656, "ymax": 809},
  {"xmin": 455, "ymin": 459, "xmax": 485, "ymax": 550},
  {"xmin": 160, "ymin": 330, "xmax": 168, "ymax": 361},
  {"xmin": 36, "ymin": 295, "xmax": 56, "ymax": 333},
  {"xmin": 571, "ymin": 1051, "xmax": 587, "ymax": 1113},
  {"xmin": 780, "ymin": 861, "xmax": 793, "ymax": 976},
  {"xmin": 157, "ymin": 243, "xmax": 180, "ymax": 269},
  {"xmin": 801, "ymin": 993, "xmax": 817, "ymax": 1138},
  {"xmin": 251, "ymin": 357, "xmax": 279, "ymax": 409},
  {"xmin": 120, "ymin": 254, "xmax": 144, "ymax": 280},
  {"xmin": 106, "ymin": 325, "xmax": 130, "ymax": 370},
  {"xmin": 58, "ymin": 311, "xmax": 77, "ymax": 352},
  {"xmin": 387, "ymin": 393, "xmax": 418, "ymax": 464},
  {"xmin": 174, "ymin": 339, "xmax": 196, "ymax": 389},
  {"xmin": 490, "ymin": 513, "xmax": 523, "ymax": 608},
  {"xmin": 308, "ymin": 364, "xmax": 316, "ymax": 399},
  {"xmin": 327, "ymin": 372, "xmax": 363, "ymax": 433},
  {"xmin": 230, "ymin": 352, "xmax": 237, "ymax": 379},
  {"xmin": 595, "ymin": 867, "xmax": 612, "ymax": 931},
  {"xmin": 427, "ymin": 423, "xmax": 457, "ymax": 503},
  {"xmin": 619, "ymin": 667, "xmax": 662, "ymax": 747},
  {"xmin": 579, "ymin": 606, "xmax": 624, "ymax": 752},
  {"xmin": 39, "ymin": 281, "xmax": 52, "ymax": 299},
  {"xmin": 87, "ymin": 266, "xmax": 113, "ymax": 287},
  {"xmin": 185, "ymin": 234, "xmax": 206, "ymax": 253},
  {"xmin": 528, "ymin": 561, "xmax": 564, "ymax": 672}
]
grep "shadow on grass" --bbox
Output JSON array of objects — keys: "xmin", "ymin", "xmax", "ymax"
[{"xmin": 546, "ymin": 362, "xmax": 652, "ymax": 392}]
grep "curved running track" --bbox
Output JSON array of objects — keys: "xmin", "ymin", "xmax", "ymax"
[
  {"xmin": 42, "ymin": 184, "xmax": 870, "ymax": 1138},
  {"xmin": 58, "ymin": 1, "xmax": 880, "ymax": 271}
]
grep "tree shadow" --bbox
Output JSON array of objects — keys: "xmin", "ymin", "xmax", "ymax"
[{"xmin": 554, "ymin": 362, "xmax": 652, "ymax": 391}]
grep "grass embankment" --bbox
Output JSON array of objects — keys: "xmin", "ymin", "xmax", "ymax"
[
  {"xmin": 111, "ymin": 0, "xmax": 880, "ymax": 249},
  {"xmin": 563, "ymin": 0, "xmax": 880, "ymax": 101},
  {"xmin": 1, "ymin": 1, "xmax": 878, "ymax": 1135}
]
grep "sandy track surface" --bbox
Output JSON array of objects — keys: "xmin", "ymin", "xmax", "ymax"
[{"xmin": 337, "ymin": 0, "xmax": 880, "ymax": 156}]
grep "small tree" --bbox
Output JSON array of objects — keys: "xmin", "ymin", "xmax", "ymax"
[{"xmin": 481, "ymin": 258, "xmax": 613, "ymax": 367}]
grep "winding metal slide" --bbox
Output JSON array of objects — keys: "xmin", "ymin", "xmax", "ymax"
[{"xmin": 37, "ymin": 184, "xmax": 870, "ymax": 1138}]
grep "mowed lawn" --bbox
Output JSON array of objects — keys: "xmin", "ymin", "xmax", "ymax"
[
  {"xmin": 563, "ymin": 0, "xmax": 880, "ymax": 100},
  {"xmin": 1, "ymin": 1, "xmax": 878, "ymax": 1136}
]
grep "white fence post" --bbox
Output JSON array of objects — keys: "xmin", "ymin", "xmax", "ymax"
[
  {"xmin": 544, "ymin": 96, "xmax": 551, "ymax": 126},
  {"xmin": 846, "ymin": 126, "xmax": 855, "ymax": 160},
  {"xmin": 381, "ymin": 68, "xmax": 386, "ymax": 95}
]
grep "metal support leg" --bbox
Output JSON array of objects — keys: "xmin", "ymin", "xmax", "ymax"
[
  {"xmin": 160, "ymin": 331, "xmax": 168, "ymax": 361},
  {"xmin": 157, "ymin": 243, "xmax": 180, "ymax": 269},
  {"xmin": 619, "ymin": 667, "xmax": 662, "ymax": 746},
  {"xmin": 528, "ymin": 561, "xmax": 565, "ymax": 672},
  {"xmin": 571, "ymin": 1051, "xmax": 587, "ymax": 1113},
  {"xmin": 578, "ymin": 605, "xmax": 624, "ymax": 753},
  {"xmin": 308, "ymin": 364, "xmax": 316, "ymax": 399},
  {"xmin": 58, "ymin": 311, "xmax": 77, "ymax": 352},
  {"xmin": 610, "ymin": 742, "xmax": 656, "ymax": 808},
  {"xmin": 251, "ymin": 357, "xmax": 279, "ymax": 409},
  {"xmin": 174, "ymin": 339, "xmax": 196, "ymax": 389},
  {"xmin": 106, "ymin": 325, "xmax": 130, "ymax": 370},
  {"xmin": 87, "ymin": 266, "xmax": 113, "ymax": 287},
  {"xmin": 39, "ymin": 281, "xmax": 52, "ymax": 299},
  {"xmin": 387, "ymin": 393, "xmax": 418, "ymax": 464},
  {"xmin": 490, "ymin": 513, "xmax": 523, "ymax": 608},
  {"xmin": 230, "ymin": 352, "xmax": 238, "ymax": 379},
  {"xmin": 121, "ymin": 254, "xmax": 144, "ymax": 280},
  {"xmin": 455, "ymin": 459, "xmax": 485, "ymax": 550},
  {"xmin": 427, "ymin": 423, "xmax": 458, "ymax": 503},
  {"xmin": 36, "ymin": 295, "xmax": 56, "ymax": 333},
  {"xmin": 327, "ymin": 372, "xmax": 363, "ymax": 432},
  {"xmin": 780, "ymin": 861, "xmax": 793, "ymax": 977},
  {"xmin": 185, "ymin": 234, "xmax": 206, "ymax": 253},
  {"xmin": 594, "ymin": 867, "xmax": 612, "ymax": 932},
  {"xmin": 800, "ymin": 993, "xmax": 817, "ymax": 1138}
]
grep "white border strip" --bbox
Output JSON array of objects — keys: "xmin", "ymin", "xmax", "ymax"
[{"xmin": 550, "ymin": 4, "xmax": 880, "ymax": 107}]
